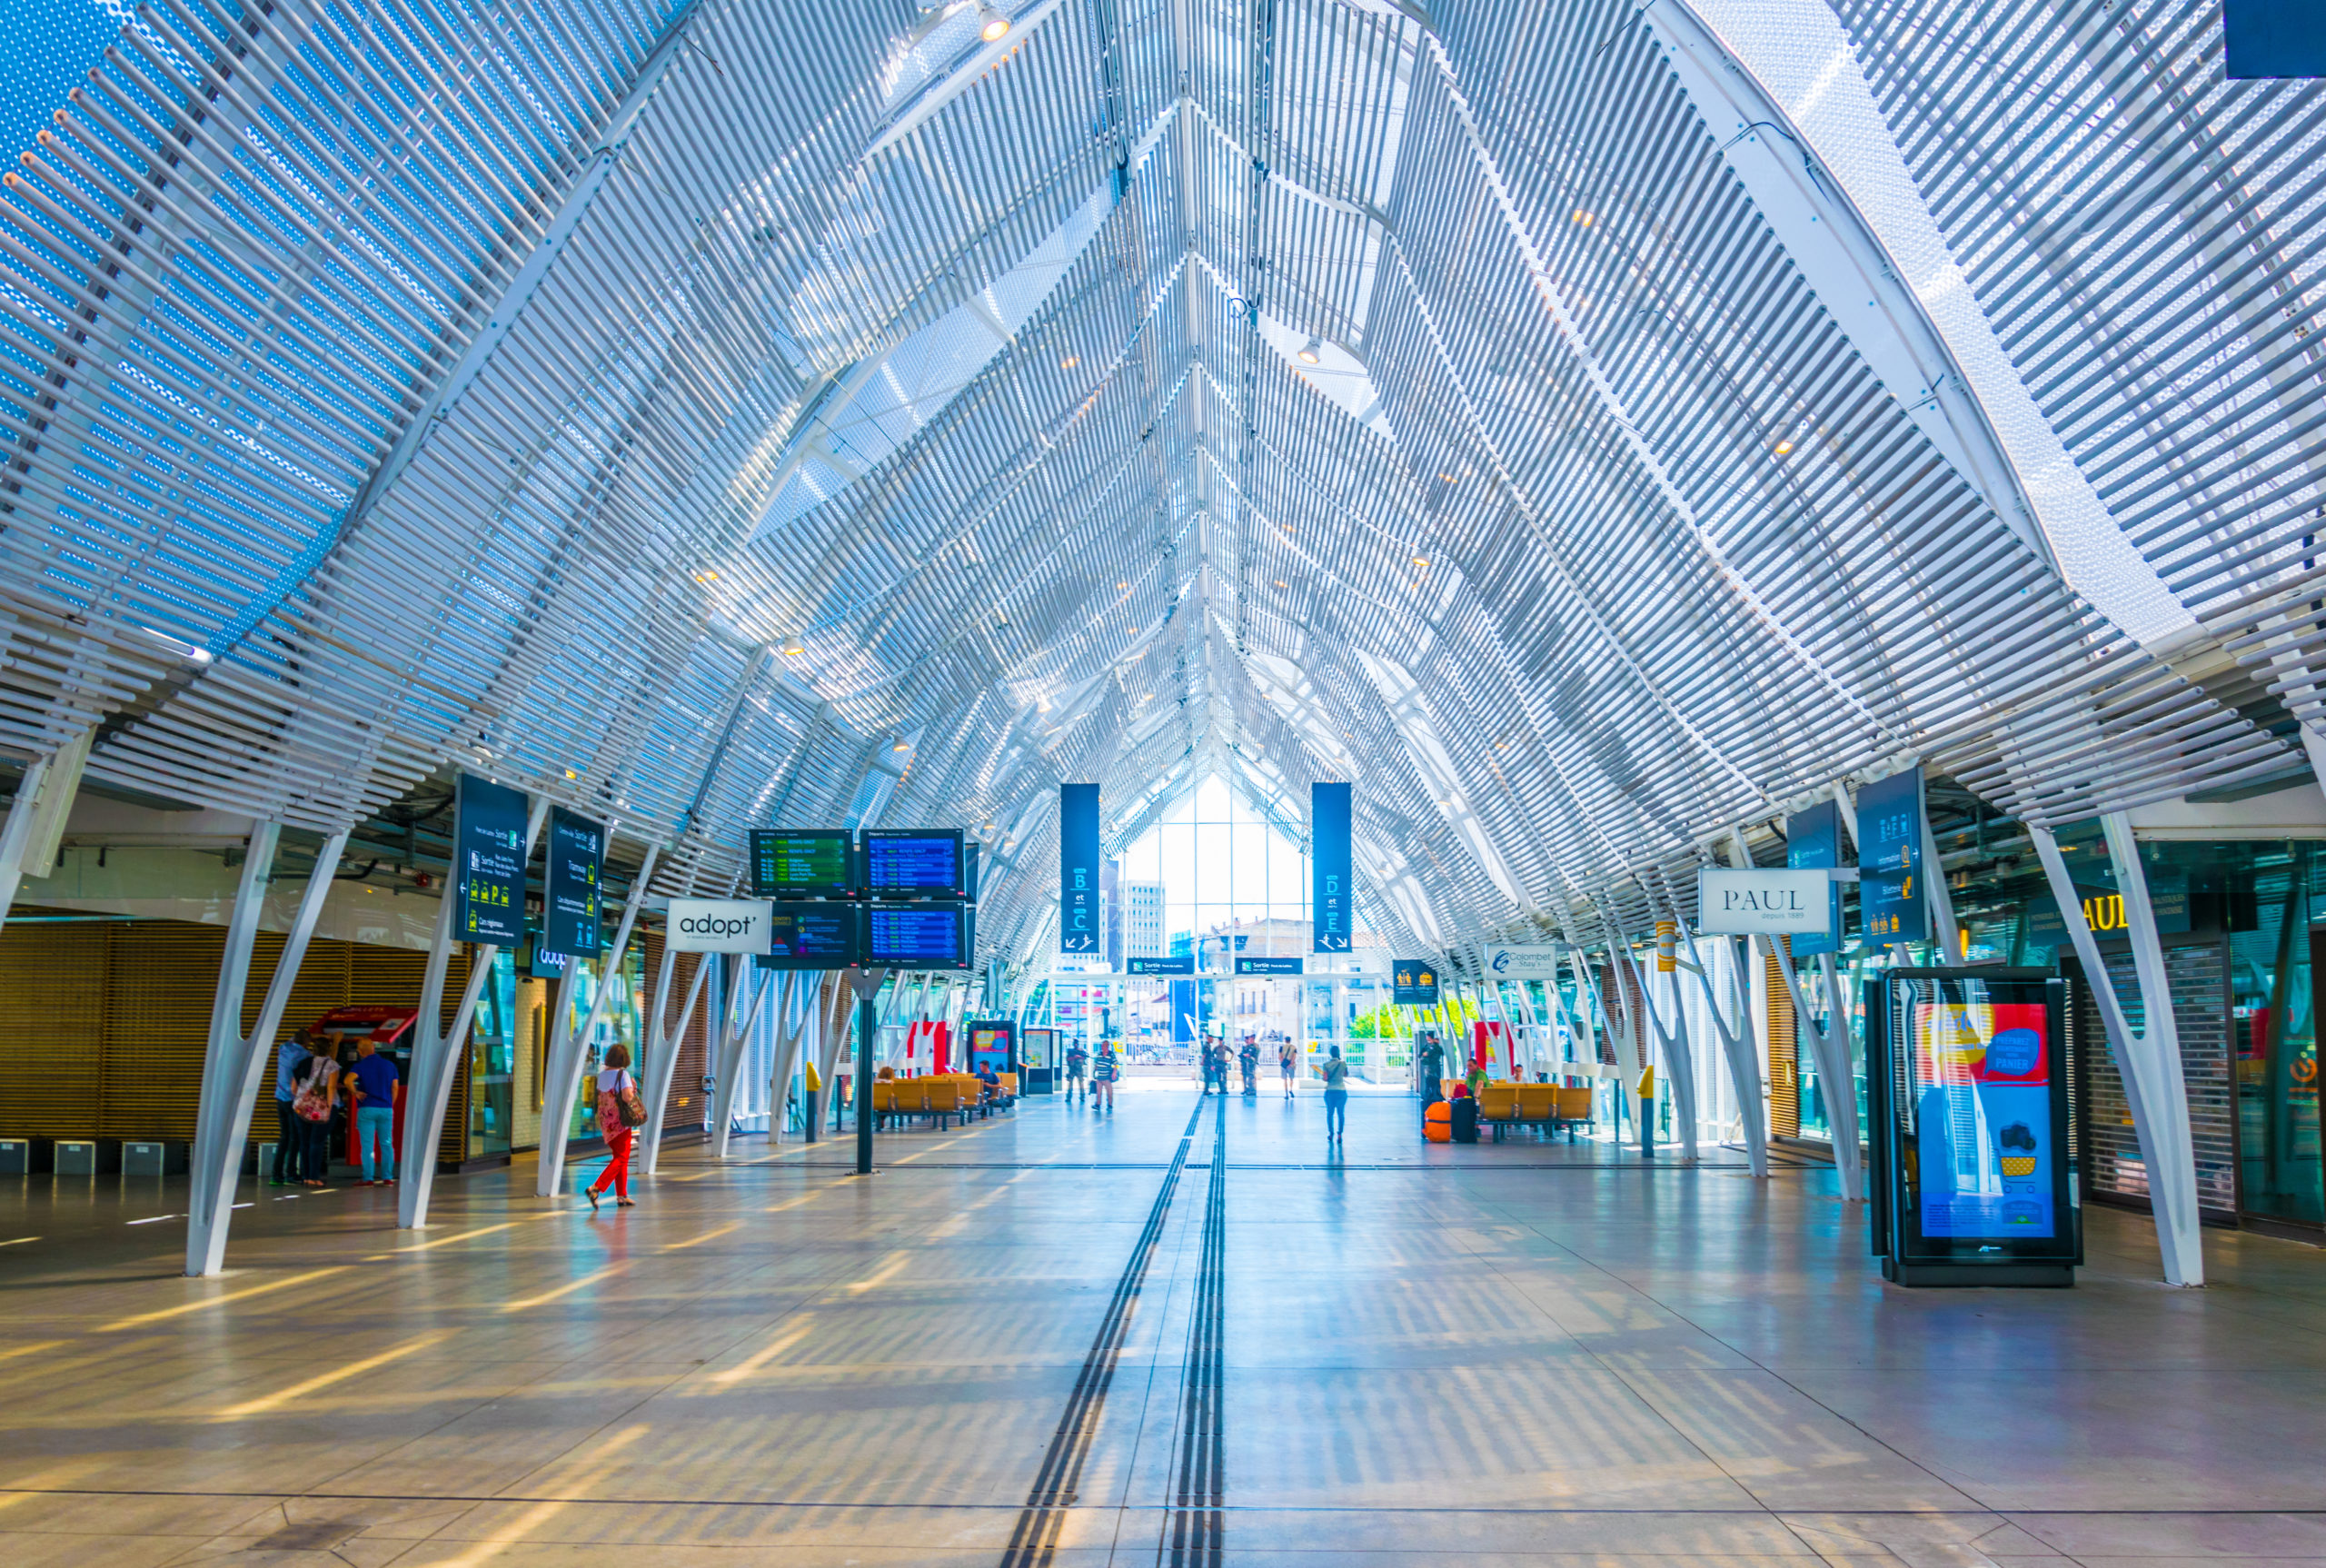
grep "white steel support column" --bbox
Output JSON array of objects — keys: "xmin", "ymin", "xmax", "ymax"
[
  {"xmin": 1922, "ymin": 810, "xmax": 1964, "ymax": 961},
  {"xmin": 641, "ymin": 955, "xmax": 712, "ymax": 1175},
  {"xmin": 534, "ymin": 843, "xmax": 658, "ymax": 1197},
  {"xmin": 708, "ymin": 958, "xmax": 763, "ymax": 1158},
  {"xmin": 1680, "ymin": 921, "xmax": 1768, "ymax": 1177},
  {"xmin": 1759, "ymin": 933, "xmax": 1864, "ymax": 1202},
  {"xmin": 768, "ymin": 973, "xmax": 810, "ymax": 1141},
  {"xmin": 531, "ymin": 961, "xmax": 586, "ymax": 1192},
  {"xmin": 402, "ymin": 797, "xmax": 550, "ymax": 1228},
  {"xmin": 818, "ymin": 977, "xmax": 854, "ymax": 1130},
  {"xmin": 1627, "ymin": 945, "xmax": 1701, "ymax": 1162},
  {"xmin": 185, "ymin": 825, "xmax": 348, "ymax": 1276},
  {"xmin": 0, "ymin": 754, "xmax": 55, "ymax": 928},
  {"xmin": 2033, "ymin": 817, "xmax": 2204, "ymax": 1285}
]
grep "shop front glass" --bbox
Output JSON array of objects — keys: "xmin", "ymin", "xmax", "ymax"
[{"xmin": 467, "ymin": 948, "xmax": 517, "ymax": 1158}]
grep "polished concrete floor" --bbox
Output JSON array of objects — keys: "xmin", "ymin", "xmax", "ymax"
[{"xmin": 4, "ymin": 1084, "xmax": 2325, "ymax": 1566}]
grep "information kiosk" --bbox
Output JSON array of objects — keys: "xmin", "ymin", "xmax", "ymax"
[{"xmin": 1865, "ymin": 968, "xmax": 2079, "ymax": 1286}]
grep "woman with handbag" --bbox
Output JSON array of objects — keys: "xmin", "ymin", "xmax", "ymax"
[
  {"xmin": 586, "ymin": 1042, "xmax": 645, "ymax": 1212},
  {"xmin": 290, "ymin": 1047, "xmax": 338, "ymax": 1187}
]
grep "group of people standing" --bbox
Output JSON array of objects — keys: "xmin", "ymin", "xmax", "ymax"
[
  {"xmin": 1061, "ymin": 1039, "xmax": 1120, "ymax": 1109},
  {"xmin": 269, "ymin": 1028, "xmax": 401, "ymax": 1189}
]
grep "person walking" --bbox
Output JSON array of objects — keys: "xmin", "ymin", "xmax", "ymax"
[
  {"xmin": 1321, "ymin": 1044, "xmax": 1349, "ymax": 1144},
  {"xmin": 1277, "ymin": 1039, "xmax": 1297, "ymax": 1099},
  {"xmin": 587, "ymin": 1042, "xmax": 643, "ymax": 1211},
  {"xmin": 271, "ymin": 1027, "xmax": 313, "ymax": 1186},
  {"xmin": 1091, "ymin": 1042, "xmax": 1119, "ymax": 1113},
  {"xmin": 1065, "ymin": 1040, "xmax": 1089, "ymax": 1105},
  {"xmin": 289, "ymin": 1045, "xmax": 338, "ymax": 1187},
  {"xmin": 348, "ymin": 1037, "xmax": 400, "ymax": 1186}
]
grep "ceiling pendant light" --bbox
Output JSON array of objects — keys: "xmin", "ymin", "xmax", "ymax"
[
  {"xmin": 780, "ymin": 634, "xmax": 805, "ymax": 656},
  {"xmin": 1297, "ymin": 337, "xmax": 1323, "ymax": 364},
  {"xmin": 978, "ymin": 5, "xmax": 1011, "ymax": 42}
]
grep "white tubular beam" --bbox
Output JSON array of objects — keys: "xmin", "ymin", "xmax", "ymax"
[
  {"xmin": 2032, "ymin": 819, "xmax": 2203, "ymax": 1285},
  {"xmin": 641, "ymin": 954, "xmax": 712, "ymax": 1174},
  {"xmin": 708, "ymin": 959, "xmax": 761, "ymax": 1158},
  {"xmin": 532, "ymin": 960, "xmax": 588, "ymax": 1196},
  {"xmin": 1922, "ymin": 809, "xmax": 1964, "ymax": 961},
  {"xmin": 185, "ymin": 824, "xmax": 276, "ymax": 1275},
  {"xmin": 1681, "ymin": 921, "xmax": 1768, "ymax": 1177},
  {"xmin": 0, "ymin": 754, "xmax": 55, "ymax": 926},
  {"xmin": 1814, "ymin": 953, "xmax": 1866, "ymax": 1194},
  {"xmin": 1758, "ymin": 933, "xmax": 1864, "ymax": 1202},
  {"xmin": 1616, "ymin": 938, "xmax": 1697, "ymax": 1159},
  {"xmin": 402, "ymin": 796, "xmax": 548, "ymax": 1228},
  {"xmin": 532, "ymin": 821, "xmax": 631, "ymax": 1198},
  {"xmin": 768, "ymin": 973, "xmax": 810, "ymax": 1141},
  {"xmin": 184, "ymin": 828, "xmax": 352, "ymax": 1275}
]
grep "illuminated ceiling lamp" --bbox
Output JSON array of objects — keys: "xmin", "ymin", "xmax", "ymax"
[
  {"xmin": 1297, "ymin": 337, "xmax": 1322, "ymax": 365},
  {"xmin": 978, "ymin": 5, "xmax": 1011, "ymax": 42},
  {"xmin": 780, "ymin": 634, "xmax": 805, "ymax": 656}
]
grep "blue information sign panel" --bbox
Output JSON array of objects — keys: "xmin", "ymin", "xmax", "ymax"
[
  {"xmin": 1312, "ymin": 781, "xmax": 1352, "ymax": 952},
  {"xmin": 866, "ymin": 903, "xmax": 971, "ymax": 969},
  {"xmin": 541, "ymin": 808, "xmax": 604, "ymax": 959},
  {"xmin": 1060, "ymin": 783, "xmax": 1100, "ymax": 954},
  {"xmin": 1236, "ymin": 956, "xmax": 1303, "ymax": 976},
  {"xmin": 863, "ymin": 830, "xmax": 966, "ymax": 899},
  {"xmin": 1786, "ymin": 799, "xmax": 1844, "ymax": 958},
  {"xmin": 1857, "ymin": 767, "xmax": 1925, "ymax": 949},
  {"xmin": 1392, "ymin": 959, "xmax": 1439, "ymax": 1006},
  {"xmin": 454, "ymin": 774, "xmax": 527, "ymax": 947},
  {"xmin": 1128, "ymin": 954, "xmax": 1194, "ymax": 976}
]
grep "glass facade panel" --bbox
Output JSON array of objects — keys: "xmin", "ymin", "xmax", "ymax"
[{"xmin": 467, "ymin": 948, "xmax": 517, "ymax": 1158}]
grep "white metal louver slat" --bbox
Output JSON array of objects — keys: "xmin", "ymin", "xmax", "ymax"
[
  {"xmin": 1834, "ymin": 0, "xmax": 2326, "ymax": 731},
  {"xmin": 0, "ymin": 0, "xmax": 2299, "ymax": 967}
]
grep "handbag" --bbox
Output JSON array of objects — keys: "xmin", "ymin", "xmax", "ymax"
[
  {"xmin": 293, "ymin": 1079, "xmax": 331, "ymax": 1123},
  {"xmin": 618, "ymin": 1079, "xmax": 647, "ymax": 1129}
]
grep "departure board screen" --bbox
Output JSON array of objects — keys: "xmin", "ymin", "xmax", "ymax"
[
  {"xmin": 862, "ymin": 829, "xmax": 966, "ymax": 898},
  {"xmin": 750, "ymin": 829, "xmax": 854, "ymax": 898},
  {"xmin": 758, "ymin": 903, "xmax": 860, "ymax": 969},
  {"xmin": 866, "ymin": 903, "xmax": 970, "ymax": 968}
]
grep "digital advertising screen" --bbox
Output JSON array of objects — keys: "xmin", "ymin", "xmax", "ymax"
[
  {"xmin": 1908, "ymin": 997, "xmax": 2057, "ymax": 1239},
  {"xmin": 865, "ymin": 902, "xmax": 971, "ymax": 968},
  {"xmin": 750, "ymin": 829, "xmax": 854, "ymax": 898},
  {"xmin": 862, "ymin": 829, "xmax": 967, "ymax": 899},
  {"xmin": 965, "ymin": 1019, "xmax": 1015, "ymax": 1077},
  {"xmin": 756, "ymin": 902, "xmax": 860, "ymax": 969},
  {"xmin": 1867, "ymin": 969, "xmax": 2077, "ymax": 1284}
]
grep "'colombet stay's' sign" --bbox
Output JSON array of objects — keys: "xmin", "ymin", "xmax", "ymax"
[{"xmin": 1695, "ymin": 867, "xmax": 1834, "ymax": 936}]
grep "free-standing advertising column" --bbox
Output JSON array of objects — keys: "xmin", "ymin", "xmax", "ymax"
[{"xmin": 1865, "ymin": 968, "xmax": 2078, "ymax": 1286}]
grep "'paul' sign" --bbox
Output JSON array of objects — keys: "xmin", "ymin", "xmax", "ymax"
[{"xmin": 1696, "ymin": 867, "xmax": 1834, "ymax": 936}]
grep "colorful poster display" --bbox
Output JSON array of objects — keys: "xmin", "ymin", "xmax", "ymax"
[
  {"xmin": 453, "ymin": 773, "xmax": 528, "ymax": 947},
  {"xmin": 541, "ymin": 808, "xmax": 604, "ymax": 959},
  {"xmin": 1909, "ymin": 997, "xmax": 2058, "ymax": 1239},
  {"xmin": 1312, "ymin": 781, "xmax": 1352, "ymax": 952},
  {"xmin": 1060, "ymin": 783, "xmax": 1099, "ymax": 954},
  {"xmin": 1785, "ymin": 799, "xmax": 1844, "ymax": 957},
  {"xmin": 1857, "ymin": 767, "xmax": 1925, "ymax": 949}
]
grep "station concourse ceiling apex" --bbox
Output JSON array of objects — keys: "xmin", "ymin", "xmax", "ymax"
[{"xmin": 0, "ymin": 0, "xmax": 2320, "ymax": 966}]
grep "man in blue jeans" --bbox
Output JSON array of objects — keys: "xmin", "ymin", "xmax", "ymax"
[
  {"xmin": 271, "ymin": 1028, "xmax": 312, "ymax": 1186},
  {"xmin": 348, "ymin": 1037, "xmax": 400, "ymax": 1185}
]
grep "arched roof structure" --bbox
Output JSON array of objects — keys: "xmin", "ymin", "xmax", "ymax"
[{"xmin": 0, "ymin": 0, "xmax": 2316, "ymax": 968}]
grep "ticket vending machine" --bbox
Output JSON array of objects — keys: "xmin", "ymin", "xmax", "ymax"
[{"xmin": 1866, "ymin": 968, "xmax": 2080, "ymax": 1287}]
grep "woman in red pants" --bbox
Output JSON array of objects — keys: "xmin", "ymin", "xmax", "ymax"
[{"xmin": 587, "ymin": 1042, "xmax": 641, "ymax": 1211}]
